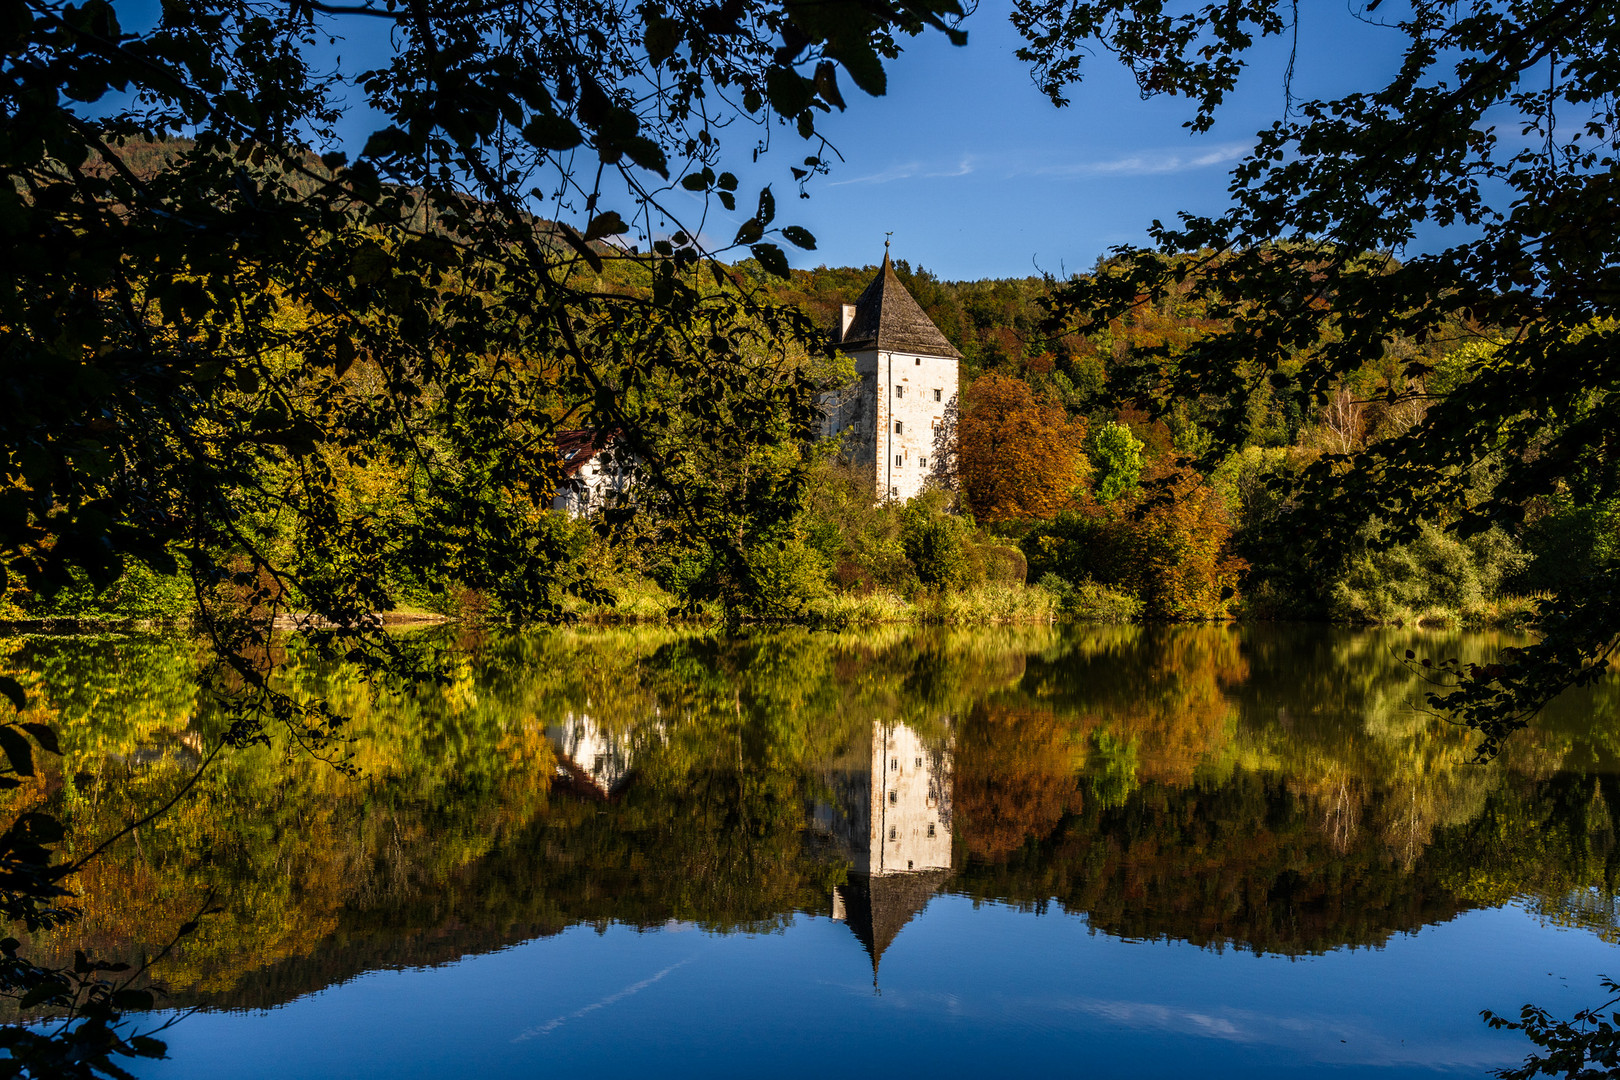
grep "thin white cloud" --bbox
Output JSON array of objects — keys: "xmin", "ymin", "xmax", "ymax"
[
  {"xmin": 830, "ymin": 154, "xmax": 976, "ymax": 186},
  {"xmin": 927, "ymin": 155, "xmax": 976, "ymax": 178},
  {"xmin": 829, "ymin": 162, "xmax": 923, "ymax": 186},
  {"xmin": 511, "ymin": 957, "xmax": 692, "ymax": 1041},
  {"xmin": 1033, "ymin": 141, "xmax": 1252, "ymax": 179}
]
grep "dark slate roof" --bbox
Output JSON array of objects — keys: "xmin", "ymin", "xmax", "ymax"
[
  {"xmin": 839, "ymin": 252, "xmax": 962, "ymax": 359},
  {"xmin": 838, "ymin": 869, "xmax": 951, "ymax": 986}
]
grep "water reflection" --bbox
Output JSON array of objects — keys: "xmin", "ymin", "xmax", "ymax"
[
  {"xmin": 0, "ymin": 623, "xmax": 1616, "ymax": 1015},
  {"xmin": 550, "ymin": 713, "xmax": 638, "ymax": 798},
  {"xmin": 818, "ymin": 720, "xmax": 953, "ymax": 984}
]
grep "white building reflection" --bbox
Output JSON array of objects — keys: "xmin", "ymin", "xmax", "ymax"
[
  {"xmin": 547, "ymin": 712, "xmax": 634, "ymax": 799},
  {"xmin": 816, "ymin": 720, "xmax": 953, "ymax": 986}
]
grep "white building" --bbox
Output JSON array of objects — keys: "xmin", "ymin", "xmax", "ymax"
[
  {"xmin": 822, "ymin": 249, "xmax": 961, "ymax": 503},
  {"xmin": 550, "ymin": 429, "xmax": 634, "ymax": 518}
]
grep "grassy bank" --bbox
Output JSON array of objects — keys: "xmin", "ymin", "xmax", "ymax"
[
  {"xmin": 1334, "ymin": 593, "xmax": 1548, "ymax": 631},
  {"xmin": 558, "ymin": 575, "xmax": 1148, "ymax": 627}
]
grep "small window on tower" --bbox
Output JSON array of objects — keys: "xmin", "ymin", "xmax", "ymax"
[
  {"xmin": 889, "ymin": 790, "xmax": 898, "ymax": 805},
  {"xmin": 894, "ymin": 421, "xmax": 903, "ymax": 434},
  {"xmin": 915, "ymin": 756, "xmax": 922, "ymax": 767},
  {"xmin": 934, "ymin": 388, "xmax": 943, "ymax": 402},
  {"xmin": 927, "ymin": 822, "xmax": 936, "ymax": 838},
  {"xmin": 891, "ymin": 757, "xmax": 898, "ymax": 770},
  {"xmin": 919, "ymin": 456, "xmax": 928, "ymax": 468},
  {"xmin": 889, "ymin": 827, "xmax": 898, "ymax": 841},
  {"xmin": 895, "ymin": 454, "xmax": 904, "ymax": 467},
  {"xmin": 895, "ymin": 385, "xmax": 904, "ymax": 398},
  {"xmin": 915, "ymin": 357, "xmax": 921, "ymax": 366},
  {"xmin": 889, "ymin": 486, "xmax": 898, "ymax": 497}
]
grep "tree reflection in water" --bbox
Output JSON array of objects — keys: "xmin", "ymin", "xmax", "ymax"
[{"xmin": 0, "ymin": 623, "xmax": 1616, "ymax": 1022}]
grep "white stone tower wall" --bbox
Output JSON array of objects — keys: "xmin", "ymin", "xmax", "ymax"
[{"xmin": 824, "ymin": 349, "xmax": 957, "ymax": 502}]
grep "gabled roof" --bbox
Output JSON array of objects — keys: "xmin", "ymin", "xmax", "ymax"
[
  {"xmin": 555, "ymin": 428, "xmax": 616, "ymax": 478},
  {"xmin": 839, "ymin": 252, "xmax": 962, "ymax": 359}
]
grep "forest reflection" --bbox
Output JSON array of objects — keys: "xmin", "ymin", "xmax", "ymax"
[{"xmin": 3, "ymin": 623, "xmax": 1618, "ymax": 1012}]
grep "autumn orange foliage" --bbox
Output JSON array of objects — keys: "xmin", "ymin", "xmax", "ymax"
[
  {"xmin": 1124, "ymin": 465, "xmax": 1248, "ymax": 620},
  {"xmin": 954, "ymin": 702, "xmax": 1089, "ymax": 860},
  {"xmin": 957, "ymin": 373, "xmax": 1087, "ymax": 523}
]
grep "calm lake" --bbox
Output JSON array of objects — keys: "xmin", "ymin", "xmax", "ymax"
[{"xmin": 9, "ymin": 623, "xmax": 1620, "ymax": 1078}]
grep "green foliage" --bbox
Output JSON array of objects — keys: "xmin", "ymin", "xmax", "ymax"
[
  {"xmin": 964, "ymin": 542, "xmax": 1028, "ymax": 586},
  {"xmin": 1088, "ymin": 422, "xmax": 1143, "ymax": 504},
  {"xmin": 1517, "ymin": 498, "xmax": 1620, "ymax": 594},
  {"xmin": 7, "ymin": 561, "xmax": 195, "ymax": 625},
  {"xmin": 800, "ymin": 462, "xmax": 915, "ymax": 595},
  {"xmin": 1024, "ymin": 512, "xmax": 1105, "ymax": 587},
  {"xmin": 901, "ymin": 489, "xmax": 971, "ymax": 590},
  {"xmin": 1035, "ymin": 573, "xmax": 1143, "ymax": 622},
  {"xmin": 1484, "ymin": 977, "xmax": 1620, "ymax": 1080},
  {"xmin": 1329, "ymin": 522, "xmax": 1530, "ymax": 625},
  {"xmin": 741, "ymin": 531, "xmax": 830, "ymax": 619}
]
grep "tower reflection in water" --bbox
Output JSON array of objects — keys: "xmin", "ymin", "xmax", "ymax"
[
  {"xmin": 817, "ymin": 719, "xmax": 953, "ymax": 986},
  {"xmin": 546, "ymin": 712, "xmax": 636, "ymax": 799}
]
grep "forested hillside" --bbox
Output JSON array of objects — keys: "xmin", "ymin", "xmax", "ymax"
[
  {"xmin": 9, "ymin": 223, "xmax": 1607, "ymax": 631},
  {"xmin": 729, "ymin": 250, "xmax": 1607, "ymax": 627}
]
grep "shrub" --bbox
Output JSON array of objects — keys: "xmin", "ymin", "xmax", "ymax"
[
  {"xmin": 965, "ymin": 542, "xmax": 1028, "ymax": 585},
  {"xmin": 1328, "ymin": 521, "xmax": 1528, "ymax": 623},
  {"xmin": 1023, "ymin": 467, "xmax": 1242, "ymax": 620},
  {"xmin": 13, "ymin": 558, "xmax": 196, "ymax": 623},
  {"xmin": 1128, "ymin": 467, "xmax": 1246, "ymax": 619},
  {"xmin": 1035, "ymin": 573, "xmax": 1142, "ymax": 622},
  {"xmin": 742, "ymin": 532, "xmax": 829, "ymax": 618},
  {"xmin": 900, "ymin": 488, "xmax": 970, "ymax": 589}
]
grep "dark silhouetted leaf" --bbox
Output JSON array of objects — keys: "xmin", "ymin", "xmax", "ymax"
[
  {"xmin": 0, "ymin": 676, "xmax": 25, "ymax": 712},
  {"xmin": 780, "ymin": 225, "xmax": 816, "ymax": 249},
  {"xmin": 751, "ymin": 243, "xmax": 789, "ymax": 278},
  {"xmin": 520, "ymin": 114, "xmax": 584, "ymax": 151},
  {"xmin": 0, "ymin": 726, "xmax": 33, "ymax": 776},
  {"xmin": 583, "ymin": 211, "xmax": 630, "ymax": 242}
]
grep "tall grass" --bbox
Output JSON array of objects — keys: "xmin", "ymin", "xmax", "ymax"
[{"xmin": 805, "ymin": 584, "xmax": 1059, "ymax": 626}]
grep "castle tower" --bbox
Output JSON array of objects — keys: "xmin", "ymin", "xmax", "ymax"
[{"xmin": 823, "ymin": 248, "xmax": 961, "ymax": 502}]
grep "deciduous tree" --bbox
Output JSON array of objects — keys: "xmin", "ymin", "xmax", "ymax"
[{"xmin": 957, "ymin": 372, "xmax": 1088, "ymax": 522}]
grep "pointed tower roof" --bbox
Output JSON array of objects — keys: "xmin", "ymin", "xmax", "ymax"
[
  {"xmin": 836, "ymin": 870, "xmax": 951, "ymax": 987},
  {"xmin": 839, "ymin": 251, "xmax": 962, "ymax": 359}
]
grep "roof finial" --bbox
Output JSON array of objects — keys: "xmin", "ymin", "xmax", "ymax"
[{"xmin": 883, "ymin": 231, "xmax": 893, "ymax": 269}]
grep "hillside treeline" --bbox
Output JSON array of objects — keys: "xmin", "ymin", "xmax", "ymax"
[
  {"xmin": 7, "ymin": 234, "xmax": 1611, "ymax": 627},
  {"xmin": 761, "ymin": 254, "xmax": 1614, "ymax": 625}
]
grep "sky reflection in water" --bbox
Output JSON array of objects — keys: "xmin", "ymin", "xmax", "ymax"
[{"xmin": 143, "ymin": 902, "xmax": 1609, "ymax": 1079}]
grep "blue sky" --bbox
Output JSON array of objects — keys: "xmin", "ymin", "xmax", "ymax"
[
  {"xmin": 109, "ymin": 1, "xmax": 1436, "ymax": 282},
  {"xmin": 295, "ymin": 1, "xmax": 1426, "ymax": 281},
  {"xmin": 750, "ymin": 4, "xmax": 1415, "ymax": 280}
]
